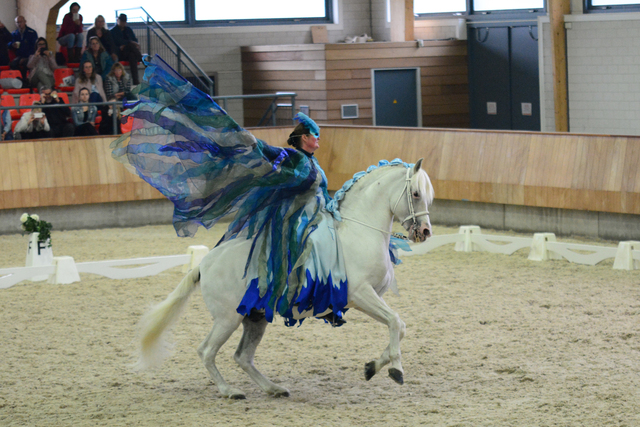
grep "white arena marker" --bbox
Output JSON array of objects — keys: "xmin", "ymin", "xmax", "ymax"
[
  {"xmin": 454, "ymin": 225, "xmax": 482, "ymax": 252},
  {"xmin": 182, "ymin": 245, "xmax": 210, "ymax": 273},
  {"xmin": 25, "ymin": 233, "xmax": 54, "ymax": 281},
  {"xmin": 613, "ymin": 241, "xmax": 640, "ymax": 271},
  {"xmin": 528, "ymin": 233, "xmax": 562, "ymax": 261},
  {"xmin": 48, "ymin": 256, "xmax": 81, "ymax": 285}
]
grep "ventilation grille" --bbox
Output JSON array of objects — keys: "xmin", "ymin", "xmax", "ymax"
[{"xmin": 341, "ymin": 104, "xmax": 359, "ymax": 119}]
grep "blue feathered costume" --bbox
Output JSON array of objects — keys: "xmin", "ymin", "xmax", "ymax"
[{"xmin": 111, "ymin": 55, "xmax": 347, "ymax": 326}]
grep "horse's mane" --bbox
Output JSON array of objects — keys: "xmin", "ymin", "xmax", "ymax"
[{"xmin": 326, "ymin": 159, "xmax": 415, "ymax": 221}]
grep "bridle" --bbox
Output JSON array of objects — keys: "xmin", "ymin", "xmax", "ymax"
[
  {"xmin": 392, "ymin": 167, "xmax": 430, "ymax": 230},
  {"xmin": 340, "ymin": 168, "xmax": 429, "ymax": 239}
]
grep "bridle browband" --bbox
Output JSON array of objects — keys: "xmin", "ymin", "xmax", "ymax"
[{"xmin": 340, "ymin": 167, "xmax": 429, "ymax": 239}]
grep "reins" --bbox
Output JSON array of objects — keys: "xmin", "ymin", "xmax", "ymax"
[{"xmin": 339, "ymin": 168, "xmax": 429, "ymax": 240}]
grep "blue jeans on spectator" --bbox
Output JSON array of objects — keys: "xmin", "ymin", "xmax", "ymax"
[{"xmin": 58, "ymin": 33, "xmax": 84, "ymax": 48}]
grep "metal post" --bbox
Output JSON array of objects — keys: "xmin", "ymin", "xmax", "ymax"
[
  {"xmin": 146, "ymin": 24, "xmax": 151, "ymax": 56},
  {"xmin": 271, "ymin": 102, "xmax": 277, "ymax": 127},
  {"xmin": 112, "ymin": 105, "xmax": 118, "ymax": 135},
  {"xmin": 291, "ymin": 95, "xmax": 296, "ymax": 124},
  {"xmin": 177, "ymin": 50, "xmax": 181, "ymax": 75}
]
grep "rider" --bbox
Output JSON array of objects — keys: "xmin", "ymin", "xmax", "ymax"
[{"xmin": 233, "ymin": 113, "xmax": 349, "ymax": 327}]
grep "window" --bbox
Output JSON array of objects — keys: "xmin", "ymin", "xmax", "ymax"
[
  {"xmin": 415, "ymin": 0, "xmax": 546, "ymax": 17},
  {"xmin": 56, "ymin": 2, "xmax": 185, "ymax": 25},
  {"xmin": 592, "ymin": 0, "xmax": 640, "ymax": 5},
  {"xmin": 195, "ymin": 0, "xmax": 328, "ymax": 22},
  {"xmin": 474, "ymin": 0, "xmax": 544, "ymax": 11},
  {"xmin": 413, "ymin": 0, "xmax": 466, "ymax": 15},
  {"xmin": 586, "ymin": 0, "xmax": 640, "ymax": 12},
  {"xmin": 57, "ymin": 0, "xmax": 331, "ymax": 26}
]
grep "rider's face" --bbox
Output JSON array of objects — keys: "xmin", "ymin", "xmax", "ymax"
[{"xmin": 300, "ymin": 134, "xmax": 319, "ymax": 153}]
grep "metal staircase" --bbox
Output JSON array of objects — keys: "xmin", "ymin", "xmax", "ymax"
[
  {"xmin": 114, "ymin": 8, "xmax": 297, "ymax": 125},
  {"xmin": 117, "ymin": 7, "xmax": 215, "ymax": 96}
]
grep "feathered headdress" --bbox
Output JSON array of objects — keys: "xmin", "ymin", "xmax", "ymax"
[{"xmin": 294, "ymin": 112, "xmax": 320, "ymax": 138}]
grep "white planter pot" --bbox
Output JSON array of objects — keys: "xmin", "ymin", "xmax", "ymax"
[{"xmin": 25, "ymin": 232, "xmax": 54, "ymax": 281}]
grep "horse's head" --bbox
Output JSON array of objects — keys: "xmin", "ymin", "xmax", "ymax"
[{"xmin": 392, "ymin": 158, "xmax": 434, "ymax": 243}]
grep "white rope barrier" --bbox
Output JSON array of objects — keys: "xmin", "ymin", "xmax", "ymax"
[
  {"xmin": 2, "ymin": 226, "xmax": 639, "ymax": 290},
  {"xmin": 401, "ymin": 226, "xmax": 640, "ymax": 271},
  {"xmin": 0, "ymin": 245, "xmax": 209, "ymax": 289}
]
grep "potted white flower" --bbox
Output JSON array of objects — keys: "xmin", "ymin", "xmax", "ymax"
[{"xmin": 21, "ymin": 213, "xmax": 54, "ymax": 281}]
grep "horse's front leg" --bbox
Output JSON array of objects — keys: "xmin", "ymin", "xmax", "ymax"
[{"xmin": 350, "ymin": 284, "xmax": 406, "ymax": 385}]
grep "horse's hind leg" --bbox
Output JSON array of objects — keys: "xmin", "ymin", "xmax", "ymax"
[
  {"xmin": 197, "ymin": 315, "xmax": 245, "ymax": 399},
  {"xmin": 234, "ymin": 316, "xmax": 290, "ymax": 397}
]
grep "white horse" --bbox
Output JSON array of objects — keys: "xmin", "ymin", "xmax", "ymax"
[{"xmin": 135, "ymin": 159, "xmax": 434, "ymax": 399}]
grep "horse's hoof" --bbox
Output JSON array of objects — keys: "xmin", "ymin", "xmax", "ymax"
[
  {"xmin": 226, "ymin": 391, "xmax": 246, "ymax": 400},
  {"xmin": 364, "ymin": 361, "xmax": 377, "ymax": 381},
  {"xmin": 272, "ymin": 390, "xmax": 290, "ymax": 398},
  {"xmin": 388, "ymin": 368, "xmax": 404, "ymax": 385}
]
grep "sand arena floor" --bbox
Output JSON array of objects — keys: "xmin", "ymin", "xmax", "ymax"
[{"xmin": 1, "ymin": 223, "xmax": 640, "ymax": 426}]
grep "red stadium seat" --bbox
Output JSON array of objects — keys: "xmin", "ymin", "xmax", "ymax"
[
  {"xmin": 56, "ymin": 92, "xmax": 70, "ymax": 104},
  {"xmin": 120, "ymin": 118, "xmax": 133, "ymax": 134},
  {"xmin": 1, "ymin": 94, "xmax": 20, "ymax": 120},
  {"xmin": 54, "ymin": 68, "xmax": 75, "ymax": 92},
  {"xmin": 0, "ymin": 70, "xmax": 30, "ymax": 94},
  {"xmin": 0, "ymin": 70, "xmax": 20, "ymax": 79},
  {"xmin": 18, "ymin": 94, "xmax": 40, "ymax": 115},
  {"xmin": 19, "ymin": 93, "xmax": 41, "ymax": 107}
]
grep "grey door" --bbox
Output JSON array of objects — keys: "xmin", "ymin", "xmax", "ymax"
[
  {"xmin": 468, "ymin": 25, "xmax": 540, "ymax": 131},
  {"xmin": 373, "ymin": 68, "xmax": 421, "ymax": 127},
  {"xmin": 510, "ymin": 26, "xmax": 540, "ymax": 131}
]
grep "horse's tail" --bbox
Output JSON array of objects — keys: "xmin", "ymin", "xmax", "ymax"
[{"xmin": 134, "ymin": 266, "xmax": 201, "ymax": 371}]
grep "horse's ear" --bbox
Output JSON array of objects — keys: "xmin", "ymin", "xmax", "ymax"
[{"xmin": 412, "ymin": 158, "xmax": 424, "ymax": 175}]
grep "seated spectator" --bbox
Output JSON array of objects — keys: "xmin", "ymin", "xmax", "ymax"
[
  {"xmin": 40, "ymin": 85, "xmax": 74, "ymax": 138},
  {"xmin": 86, "ymin": 15, "xmax": 118, "ymax": 63},
  {"xmin": 1, "ymin": 109, "xmax": 12, "ymax": 141},
  {"xmin": 9, "ymin": 16, "xmax": 38, "ymax": 84},
  {"xmin": 14, "ymin": 102, "xmax": 51, "ymax": 140},
  {"xmin": 101, "ymin": 62, "xmax": 136, "ymax": 135},
  {"xmin": 110, "ymin": 14, "xmax": 142, "ymax": 85},
  {"xmin": 80, "ymin": 36, "xmax": 113, "ymax": 81},
  {"xmin": 27, "ymin": 37, "xmax": 58, "ymax": 90},
  {"xmin": 72, "ymin": 87, "xmax": 97, "ymax": 136},
  {"xmin": 57, "ymin": 2, "xmax": 84, "ymax": 64},
  {"xmin": 72, "ymin": 60, "xmax": 106, "ymax": 104},
  {"xmin": 104, "ymin": 62, "xmax": 135, "ymax": 102},
  {"xmin": 0, "ymin": 20, "xmax": 12, "ymax": 66}
]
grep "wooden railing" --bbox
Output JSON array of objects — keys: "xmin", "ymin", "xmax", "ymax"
[{"xmin": 2, "ymin": 126, "xmax": 640, "ymax": 215}]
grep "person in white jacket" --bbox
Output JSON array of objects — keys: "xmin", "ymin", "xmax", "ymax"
[{"xmin": 14, "ymin": 102, "xmax": 50, "ymax": 140}]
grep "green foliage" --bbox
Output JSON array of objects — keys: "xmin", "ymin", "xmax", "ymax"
[{"xmin": 20, "ymin": 214, "xmax": 53, "ymax": 246}]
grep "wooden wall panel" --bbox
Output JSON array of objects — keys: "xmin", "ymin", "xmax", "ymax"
[
  {"xmin": 241, "ymin": 45, "xmax": 327, "ymax": 127},
  {"xmin": 0, "ymin": 136, "xmax": 165, "ymax": 210},
  {"xmin": 4, "ymin": 127, "xmax": 640, "ymax": 217},
  {"xmin": 242, "ymin": 41, "xmax": 469, "ymax": 129}
]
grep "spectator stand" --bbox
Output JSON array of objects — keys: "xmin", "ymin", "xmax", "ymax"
[{"xmin": 0, "ymin": 99, "xmax": 123, "ymax": 139}]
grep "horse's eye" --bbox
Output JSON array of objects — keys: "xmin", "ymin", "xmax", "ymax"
[{"xmin": 412, "ymin": 191, "xmax": 419, "ymax": 198}]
